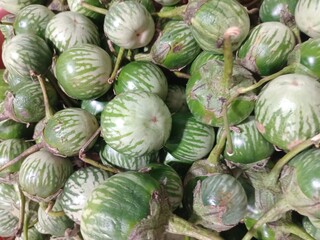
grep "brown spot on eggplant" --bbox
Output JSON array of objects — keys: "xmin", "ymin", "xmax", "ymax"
[
  {"xmin": 287, "ymin": 139, "xmax": 303, "ymax": 151},
  {"xmin": 256, "ymin": 121, "xmax": 266, "ymax": 134},
  {"xmin": 183, "ymin": 0, "xmax": 207, "ymax": 25}
]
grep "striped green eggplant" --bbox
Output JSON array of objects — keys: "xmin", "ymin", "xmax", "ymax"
[
  {"xmin": 67, "ymin": 0, "xmax": 106, "ymax": 22},
  {"xmin": 60, "ymin": 166, "xmax": 111, "ymax": 224},
  {"xmin": 188, "ymin": 173, "xmax": 248, "ymax": 232},
  {"xmin": 184, "ymin": 0, "xmax": 250, "ymax": 54},
  {"xmin": 18, "ymin": 149, "xmax": 74, "ymax": 200},
  {"xmin": 13, "ymin": 4, "xmax": 55, "ymax": 39},
  {"xmin": 0, "ymin": 183, "xmax": 18, "ymax": 211},
  {"xmin": 280, "ymin": 148, "xmax": 320, "ymax": 219},
  {"xmin": 255, "ymin": 73, "xmax": 320, "ymax": 151},
  {"xmin": 43, "ymin": 108, "xmax": 99, "ymax": 157},
  {"xmin": 186, "ymin": 59, "xmax": 256, "ymax": 127},
  {"xmin": 2, "ymin": 33, "xmax": 52, "ymax": 77},
  {"xmin": 259, "ymin": 0, "xmax": 298, "ymax": 24},
  {"xmin": 0, "ymin": 209, "xmax": 18, "ymax": 237},
  {"xmin": 0, "ymin": 0, "xmax": 44, "ymax": 14},
  {"xmin": 114, "ymin": 61, "xmax": 168, "ymax": 100},
  {"xmin": 100, "ymin": 91, "xmax": 172, "ymax": 157},
  {"xmin": 164, "ymin": 111, "xmax": 215, "ymax": 162},
  {"xmin": 55, "ymin": 43, "xmax": 113, "ymax": 100},
  {"xmin": 295, "ymin": 0, "xmax": 320, "ymax": 38},
  {"xmin": 5, "ymin": 71, "xmax": 34, "ymax": 93},
  {"xmin": 143, "ymin": 163, "xmax": 183, "ymax": 211},
  {"xmin": 45, "ymin": 11, "xmax": 100, "ymax": 53},
  {"xmin": 189, "ymin": 50, "xmax": 224, "ymax": 75},
  {"xmin": 100, "ymin": 144, "xmax": 159, "ymax": 171},
  {"xmin": 164, "ymin": 84, "xmax": 189, "ymax": 114},
  {"xmin": 150, "ymin": 20, "xmax": 201, "ymax": 70},
  {"xmin": 246, "ymin": 148, "xmax": 320, "ymax": 238},
  {"xmin": 218, "ymin": 116, "xmax": 275, "ymax": 165},
  {"xmin": 0, "ymin": 99, "xmax": 34, "ymax": 141},
  {"xmin": 5, "ymin": 81, "xmax": 58, "ymax": 123},
  {"xmin": 104, "ymin": 1, "xmax": 155, "ymax": 49},
  {"xmin": 35, "ymin": 197, "xmax": 74, "ymax": 237},
  {"xmin": 80, "ymin": 171, "xmax": 169, "ymax": 240},
  {"xmin": 237, "ymin": 21, "xmax": 296, "ymax": 76},
  {"xmin": 288, "ymin": 38, "xmax": 320, "ymax": 78},
  {"xmin": 0, "ymin": 139, "xmax": 33, "ymax": 176},
  {"xmin": 0, "ymin": 118, "xmax": 33, "ymax": 140}
]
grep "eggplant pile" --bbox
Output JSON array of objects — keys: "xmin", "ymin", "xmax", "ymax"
[{"xmin": 0, "ymin": 0, "xmax": 320, "ymax": 240}]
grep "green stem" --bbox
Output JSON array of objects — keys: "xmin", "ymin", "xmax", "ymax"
[
  {"xmin": 278, "ymin": 221, "xmax": 315, "ymax": 240},
  {"xmin": 242, "ymin": 198, "xmax": 292, "ymax": 240},
  {"xmin": 207, "ymin": 129, "xmax": 227, "ymax": 165},
  {"xmin": 80, "ymin": 154, "xmax": 121, "ymax": 173},
  {"xmin": 36, "ymin": 74, "xmax": 54, "ymax": 120},
  {"xmin": 222, "ymin": 29, "xmax": 234, "ymax": 96},
  {"xmin": 220, "ymin": 27, "xmax": 238, "ymax": 155},
  {"xmin": 108, "ymin": 47, "xmax": 125, "ymax": 84},
  {"xmin": 222, "ymin": 103, "xmax": 233, "ymax": 155},
  {"xmin": 14, "ymin": 183, "xmax": 26, "ymax": 237},
  {"xmin": 167, "ymin": 214, "xmax": 223, "ymax": 240},
  {"xmin": 291, "ymin": 25, "xmax": 301, "ymax": 44},
  {"xmin": 81, "ymin": 1, "xmax": 108, "ymax": 15},
  {"xmin": 40, "ymin": 202, "xmax": 66, "ymax": 217},
  {"xmin": 0, "ymin": 143, "xmax": 43, "ymax": 172},
  {"xmin": 45, "ymin": 70, "xmax": 79, "ymax": 108},
  {"xmin": 23, "ymin": 200, "xmax": 30, "ymax": 240},
  {"xmin": 173, "ymin": 71, "xmax": 190, "ymax": 79},
  {"xmin": 266, "ymin": 133, "xmax": 320, "ymax": 189},
  {"xmin": 231, "ymin": 64, "xmax": 296, "ymax": 102},
  {"xmin": 152, "ymin": 5, "xmax": 186, "ymax": 18},
  {"xmin": 133, "ymin": 52, "xmax": 153, "ymax": 62}
]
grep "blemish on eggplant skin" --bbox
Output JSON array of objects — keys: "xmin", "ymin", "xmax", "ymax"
[
  {"xmin": 287, "ymin": 139, "xmax": 303, "ymax": 151},
  {"xmin": 173, "ymin": 44, "xmax": 183, "ymax": 53},
  {"xmin": 256, "ymin": 121, "xmax": 265, "ymax": 134}
]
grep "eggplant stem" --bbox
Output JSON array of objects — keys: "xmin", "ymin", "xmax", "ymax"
[
  {"xmin": 173, "ymin": 71, "xmax": 190, "ymax": 79},
  {"xmin": 291, "ymin": 25, "xmax": 301, "ymax": 44},
  {"xmin": 242, "ymin": 198, "xmax": 292, "ymax": 240},
  {"xmin": 167, "ymin": 214, "xmax": 223, "ymax": 240},
  {"xmin": 277, "ymin": 221, "xmax": 315, "ymax": 240},
  {"xmin": 220, "ymin": 27, "xmax": 239, "ymax": 155},
  {"xmin": 266, "ymin": 133, "xmax": 320, "ymax": 189},
  {"xmin": 108, "ymin": 47, "xmax": 125, "ymax": 84},
  {"xmin": 207, "ymin": 130, "xmax": 227, "ymax": 165},
  {"xmin": 39, "ymin": 201, "xmax": 65, "ymax": 217},
  {"xmin": 45, "ymin": 70, "xmax": 79, "ymax": 108},
  {"xmin": 81, "ymin": 1, "xmax": 108, "ymax": 15},
  {"xmin": 23, "ymin": 200, "xmax": 30, "ymax": 240},
  {"xmin": 34, "ymin": 73, "xmax": 54, "ymax": 120},
  {"xmin": 77, "ymin": 127, "xmax": 120, "ymax": 173},
  {"xmin": 133, "ymin": 52, "xmax": 153, "ymax": 62},
  {"xmin": 152, "ymin": 5, "xmax": 186, "ymax": 19},
  {"xmin": 227, "ymin": 64, "xmax": 296, "ymax": 105},
  {"xmin": 79, "ymin": 153, "xmax": 121, "ymax": 174},
  {"xmin": 79, "ymin": 127, "xmax": 101, "ymax": 153},
  {"xmin": 14, "ymin": 183, "xmax": 25, "ymax": 238},
  {"xmin": 0, "ymin": 143, "xmax": 43, "ymax": 172}
]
